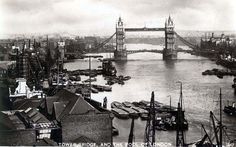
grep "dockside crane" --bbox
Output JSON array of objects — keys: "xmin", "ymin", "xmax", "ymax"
[
  {"xmin": 211, "ymin": 88, "xmax": 223, "ymax": 147},
  {"xmin": 144, "ymin": 91, "xmax": 156, "ymax": 147},
  {"xmin": 176, "ymin": 102, "xmax": 185, "ymax": 147},
  {"xmin": 210, "ymin": 111, "xmax": 220, "ymax": 146},
  {"xmin": 128, "ymin": 118, "xmax": 135, "ymax": 147},
  {"xmin": 197, "ymin": 124, "xmax": 214, "ymax": 146},
  {"xmin": 195, "ymin": 112, "xmax": 221, "ymax": 147},
  {"xmin": 195, "ymin": 89, "xmax": 230, "ymax": 147}
]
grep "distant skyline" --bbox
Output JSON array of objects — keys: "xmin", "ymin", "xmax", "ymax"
[{"xmin": 0, "ymin": 0, "xmax": 236, "ymax": 37}]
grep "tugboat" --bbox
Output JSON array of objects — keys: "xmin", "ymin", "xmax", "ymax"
[
  {"xmin": 224, "ymin": 102, "xmax": 236, "ymax": 116},
  {"xmin": 102, "ymin": 60, "xmax": 117, "ymax": 76},
  {"xmin": 232, "ymin": 77, "xmax": 236, "ymax": 94},
  {"xmin": 216, "ymin": 54, "xmax": 236, "ymax": 69}
]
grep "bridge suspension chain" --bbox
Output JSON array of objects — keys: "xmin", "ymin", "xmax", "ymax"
[
  {"xmin": 174, "ymin": 31, "xmax": 198, "ymax": 49},
  {"xmin": 96, "ymin": 32, "xmax": 116, "ymax": 50}
]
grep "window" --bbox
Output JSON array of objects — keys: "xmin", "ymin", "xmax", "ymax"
[
  {"xmin": 38, "ymin": 133, "xmax": 51, "ymax": 139},
  {"xmin": 39, "ymin": 129, "xmax": 51, "ymax": 134}
]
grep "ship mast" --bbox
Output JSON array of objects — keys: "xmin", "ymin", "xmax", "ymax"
[
  {"xmin": 176, "ymin": 81, "xmax": 185, "ymax": 147},
  {"xmin": 219, "ymin": 88, "xmax": 222, "ymax": 147},
  {"xmin": 128, "ymin": 118, "xmax": 135, "ymax": 147}
]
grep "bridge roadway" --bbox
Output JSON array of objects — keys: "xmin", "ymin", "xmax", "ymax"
[
  {"xmin": 126, "ymin": 49, "xmax": 193, "ymax": 54},
  {"xmin": 124, "ymin": 27, "xmax": 165, "ymax": 32},
  {"xmin": 127, "ymin": 49, "xmax": 163, "ymax": 54}
]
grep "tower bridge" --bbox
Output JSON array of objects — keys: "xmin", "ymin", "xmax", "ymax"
[
  {"xmin": 115, "ymin": 16, "xmax": 177, "ymax": 60},
  {"xmin": 97, "ymin": 16, "xmax": 198, "ymax": 60}
]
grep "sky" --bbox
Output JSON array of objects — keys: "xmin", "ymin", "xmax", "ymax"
[{"xmin": 0, "ymin": 0, "xmax": 236, "ymax": 37}]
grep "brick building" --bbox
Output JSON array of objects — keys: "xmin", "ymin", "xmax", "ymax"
[
  {"xmin": 44, "ymin": 89, "xmax": 113, "ymax": 144},
  {"xmin": 0, "ymin": 108, "xmax": 59, "ymax": 145}
]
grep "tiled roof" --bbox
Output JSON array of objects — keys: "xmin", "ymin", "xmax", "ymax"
[
  {"xmin": 56, "ymin": 89, "xmax": 78, "ymax": 101},
  {"xmin": 72, "ymin": 135, "xmax": 96, "ymax": 143},
  {"xmin": 0, "ymin": 112, "xmax": 19, "ymax": 130},
  {"xmin": 22, "ymin": 107, "xmax": 50, "ymax": 124},
  {"xmin": 68, "ymin": 96, "xmax": 99, "ymax": 115},
  {"xmin": 1, "ymin": 108, "xmax": 51, "ymax": 131},
  {"xmin": 28, "ymin": 138, "xmax": 58, "ymax": 146},
  {"xmin": 46, "ymin": 96, "xmax": 58, "ymax": 115},
  {"xmin": 13, "ymin": 98, "xmax": 44, "ymax": 110},
  {"xmin": 0, "ymin": 62, "xmax": 9, "ymax": 70},
  {"xmin": 53, "ymin": 101, "xmax": 68, "ymax": 120},
  {"xmin": 47, "ymin": 89, "xmax": 100, "ymax": 121}
]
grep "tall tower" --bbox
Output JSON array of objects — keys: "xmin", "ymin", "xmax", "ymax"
[
  {"xmin": 57, "ymin": 39, "xmax": 65, "ymax": 72},
  {"xmin": 114, "ymin": 17, "xmax": 127, "ymax": 60},
  {"xmin": 17, "ymin": 42, "xmax": 28, "ymax": 79},
  {"xmin": 163, "ymin": 16, "xmax": 177, "ymax": 60}
]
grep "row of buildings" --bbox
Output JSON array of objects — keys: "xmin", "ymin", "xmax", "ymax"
[
  {"xmin": 200, "ymin": 33, "xmax": 235, "ymax": 54},
  {"xmin": 0, "ymin": 35, "xmax": 114, "ymax": 62},
  {"xmin": 0, "ymin": 89, "xmax": 113, "ymax": 145},
  {"xmin": 0, "ymin": 36, "xmax": 114, "ymax": 145}
]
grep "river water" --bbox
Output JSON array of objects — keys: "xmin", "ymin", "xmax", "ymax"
[{"xmin": 64, "ymin": 44, "xmax": 236, "ymax": 146}]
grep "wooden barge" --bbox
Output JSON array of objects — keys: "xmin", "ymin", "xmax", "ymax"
[{"xmin": 111, "ymin": 108, "xmax": 129, "ymax": 119}]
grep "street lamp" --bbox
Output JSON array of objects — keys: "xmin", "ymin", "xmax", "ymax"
[{"xmin": 82, "ymin": 55, "xmax": 103, "ymax": 99}]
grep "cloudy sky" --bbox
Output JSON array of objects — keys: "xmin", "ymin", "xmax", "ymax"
[{"xmin": 0, "ymin": 0, "xmax": 236, "ymax": 36}]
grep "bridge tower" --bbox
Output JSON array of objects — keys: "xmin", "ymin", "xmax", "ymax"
[
  {"xmin": 114, "ymin": 17, "xmax": 127, "ymax": 60},
  {"xmin": 163, "ymin": 16, "xmax": 177, "ymax": 60}
]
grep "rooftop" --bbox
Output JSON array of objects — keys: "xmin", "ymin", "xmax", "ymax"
[
  {"xmin": 0, "ymin": 107, "xmax": 58, "ymax": 131},
  {"xmin": 13, "ymin": 98, "xmax": 44, "ymax": 110},
  {"xmin": 46, "ymin": 89, "xmax": 100, "ymax": 121}
]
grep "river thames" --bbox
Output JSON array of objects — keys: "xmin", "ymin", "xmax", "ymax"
[{"xmin": 64, "ymin": 44, "xmax": 236, "ymax": 146}]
